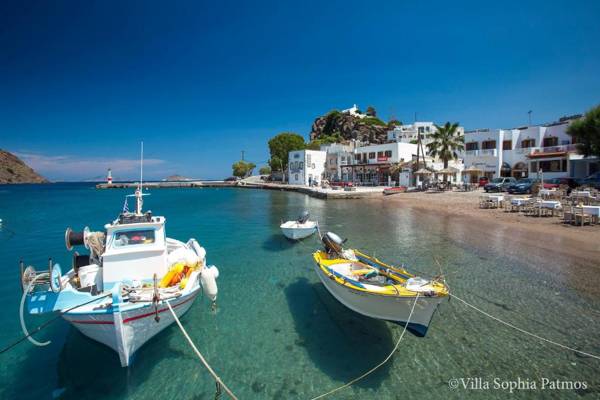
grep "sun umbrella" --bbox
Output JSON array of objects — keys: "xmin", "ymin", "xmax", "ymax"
[
  {"xmin": 414, "ymin": 168, "xmax": 432, "ymax": 175},
  {"xmin": 463, "ymin": 166, "xmax": 483, "ymax": 173},
  {"xmin": 437, "ymin": 167, "xmax": 457, "ymax": 175}
]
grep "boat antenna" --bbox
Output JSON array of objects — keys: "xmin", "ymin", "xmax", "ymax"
[{"xmin": 136, "ymin": 141, "xmax": 144, "ymax": 215}]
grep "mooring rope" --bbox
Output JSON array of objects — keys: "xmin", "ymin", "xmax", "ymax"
[
  {"xmin": 309, "ymin": 293, "xmax": 420, "ymax": 400},
  {"xmin": 449, "ymin": 292, "xmax": 600, "ymax": 361},
  {"xmin": 165, "ymin": 300, "xmax": 239, "ymax": 400},
  {"xmin": 2, "ymin": 291, "xmax": 112, "ymax": 354}
]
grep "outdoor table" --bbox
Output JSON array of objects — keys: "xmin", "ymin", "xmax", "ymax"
[
  {"xmin": 571, "ymin": 191, "xmax": 591, "ymax": 198},
  {"xmin": 487, "ymin": 194, "xmax": 504, "ymax": 208},
  {"xmin": 582, "ymin": 206, "xmax": 600, "ymax": 224},
  {"xmin": 535, "ymin": 200, "xmax": 562, "ymax": 216},
  {"xmin": 511, "ymin": 198, "xmax": 530, "ymax": 206},
  {"xmin": 539, "ymin": 189, "xmax": 557, "ymax": 198}
]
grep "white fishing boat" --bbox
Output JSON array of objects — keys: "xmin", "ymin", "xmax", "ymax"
[
  {"xmin": 280, "ymin": 211, "xmax": 318, "ymax": 240},
  {"xmin": 19, "ymin": 147, "xmax": 220, "ymax": 367},
  {"xmin": 313, "ymin": 232, "xmax": 448, "ymax": 336}
]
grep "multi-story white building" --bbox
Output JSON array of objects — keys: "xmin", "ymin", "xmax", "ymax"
[
  {"xmin": 288, "ymin": 149, "xmax": 327, "ymax": 186},
  {"xmin": 320, "ymin": 143, "xmax": 354, "ymax": 181},
  {"xmin": 341, "ymin": 142, "xmax": 418, "ymax": 185},
  {"xmin": 462, "ymin": 115, "xmax": 591, "ymax": 182},
  {"xmin": 387, "ymin": 122, "xmax": 465, "ymax": 146}
]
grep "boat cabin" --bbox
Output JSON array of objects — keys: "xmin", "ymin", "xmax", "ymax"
[{"xmin": 102, "ymin": 214, "xmax": 168, "ymax": 285}]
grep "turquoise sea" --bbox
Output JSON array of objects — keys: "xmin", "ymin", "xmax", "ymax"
[{"xmin": 0, "ymin": 183, "xmax": 599, "ymax": 399}]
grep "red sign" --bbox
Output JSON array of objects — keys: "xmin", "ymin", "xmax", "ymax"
[{"xmin": 377, "ymin": 156, "xmax": 388, "ymax": 162}]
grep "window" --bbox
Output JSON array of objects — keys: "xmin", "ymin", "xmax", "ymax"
[
  {"xmin": 385, "ymin": 150, "xmax": 392, "ymax": 157},
  {"xmin": 295, "ymin": 174, "xmax": 298, "ymax": 180},
  {"xmin": 418, "ymin": 127, "xmax": 425, "ymax": 134},
  {"xmin": 465, "ymin": 142, "xmax": 479, "ymax": 151},
  {"xmin": 521, "ymin": 139, "xmax": 535, "ymax": 148},
  {"xmin": 299, "ymin": 162, "xmax": 304, "ymax": 169},
  {"xmin": 502, "ymin": 140, "xmax": 512, "ymax": 150},
  {"xmin": 113, "ymin": 229, "xmax": 155, "ymax": 247},
  {"xmin": 369, "ymin": 152, "xmax": 376, "ymax": 159},
  {"xmin": 543, "ymin": 137, "xmax": 558, "ymax": 147},
  {"xmin": 311, "ymin": 163, "xmax": 315, "ymax": 169},
  {"xmin": 307, "ymin": 154, "xmax": 312, "ymax": 164},
  {"xmin": 377, "ymin": 151, "xmax": 384, "ymax": 157},
  {"xmin": 538, "ymin": 160, "xmax": 566, "ymax": 172},
  {"xmin": 294, "ymin": 153, "xmax": 300, "ymax": 159},
  {"xmin": 530, "ymin": 161, "xmax": 537, "ymax": 173},
  {"xmin": 481, "ymin": 140, "xmax": 496, "ymax": 150}
]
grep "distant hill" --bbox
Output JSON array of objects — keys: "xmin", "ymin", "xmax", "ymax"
[
  {"xmin": 0, "ymin": 150, "xmax": 48, "ymax": 184},
  {"xmin": 164, "ymin": 175, "xmax": 190, "ymax": 181}
]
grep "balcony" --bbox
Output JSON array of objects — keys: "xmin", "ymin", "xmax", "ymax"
[
  {"xmin": 515, "ymin": 144, "xmax": 578, "ymax": 156},
  {"xmin": 465, "ymin": 149, "xmax": 497, "ymax": 157}
]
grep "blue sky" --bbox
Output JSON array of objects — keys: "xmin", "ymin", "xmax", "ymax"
[{"xmin": 1, "ymin": 0, "xmax": 599, "ymax": 180}]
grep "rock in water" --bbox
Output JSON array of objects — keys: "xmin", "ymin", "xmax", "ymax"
[{"xmin": 0, "ymin": 149, "xmax": 48, "ymax": 184}]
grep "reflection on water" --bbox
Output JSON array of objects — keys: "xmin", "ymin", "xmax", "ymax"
[{"xmin": 0, "ymin": 184, "xmax": 598, "ymax": 399}]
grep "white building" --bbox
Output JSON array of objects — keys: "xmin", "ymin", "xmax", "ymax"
[
  {"xmin": 387, "ymin": 122, "xmax": 465, "ymax": 146},
  {"xmin": 341, "ymin": 104, "xmax": 367, "ymax": 119},
  {"xmin": 462, "ymin": 115, "xmax": 592, "ymax": 182},
  {"xmin": 320, "ymin": 143, "xmax": 354, "ymax": 181},
  {"xmin": 341, "ymin": 142, "xmax": 418, "ymax": 185},
  {"xmin": 288, "ymin": 150, "xmax": 327, "ymax": 186}
]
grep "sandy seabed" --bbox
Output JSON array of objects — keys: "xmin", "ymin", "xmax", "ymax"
[{"xmin": 365, "ymin": 190, "xmax": 600, "ymax": 297}]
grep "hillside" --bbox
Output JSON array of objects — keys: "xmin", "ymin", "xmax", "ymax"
[
  {"xmin": 0, "ymin": 150, "xmax": 48, "ymax": 184},
  {"xmin": 310, "ymin": 110, "xmax": 393, "ymax": 144}
]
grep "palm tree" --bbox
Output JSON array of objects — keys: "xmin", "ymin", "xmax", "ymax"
[{"xmin": 426, "ymin": 122, "xmax": 464, "ymax": 182}]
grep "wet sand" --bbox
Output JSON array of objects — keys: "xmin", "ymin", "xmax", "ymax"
[{"xmin": 368, "ymin": 190, "xmax": 600, "ymax": 297}]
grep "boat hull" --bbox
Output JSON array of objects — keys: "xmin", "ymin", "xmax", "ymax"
[
  {"xmin": 62, "ymin": 287, "xmax": 200, "ymax": 366},
  {"xmin": 280, "ymin": 222, "xmax": 317, "ymax": 240},
  {"xmin": 313, "ymin": 263, "xmax": 445, "ymax": 336}
]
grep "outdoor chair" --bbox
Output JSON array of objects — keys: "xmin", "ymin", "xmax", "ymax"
[
  {"xmin": 574, "ymin": 207, "xmax": 592, "ymax": 226},
  {"xmin": 563, "ymin": 206, "xmax": 576, "ymax": 224}
]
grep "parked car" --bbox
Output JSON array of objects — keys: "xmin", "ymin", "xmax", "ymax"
[
  {"xmin": 577, "ymin": 172, "xmax": 600, "ymax": 189},
  {"xmin": 508, "ymin": 177, "xmax": 560, "ymax": 193},
  {"xmin": 478, "ymin": 177, "xmax": 489, "ymax": 187},
  {"xmin": 484, "ymin": 177, "xmax": 517, "ymax": 192},
  {"xmin": 507, "ymin": 178, "xmax": 536, "ymax": 194},
  {"xmin": 224, "ymin": 176, "xmax": 241, "ymax": 182},
  {"xmin": 545, "ymin": 177, "xmax": 580, "ymax": 189}
]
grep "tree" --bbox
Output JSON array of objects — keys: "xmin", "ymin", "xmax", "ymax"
[
  {"xmin": 259, "ymin": 165, "xmax": 271, "ymax": 175},
  {"xmin": 366, "ymin": 106, "xmax": 377, "ymax": 117},
  {"xmin": 387, "ymin": 119, "xmax": 402, "ymax": 129},
  {"xmin": 567, "ymin": 104, "xmax": 600, "ymax": 158},
  {"xmin": 306, "ymin": 132, "xmax": 343, "ymax": 150},
  {"xmin": 426, "ymin": 122, "xmax": 464, "ymax": 182},
  {"xmin": 232, "ymin": 160, "xmax": 256, "ymax": 178},
  {"xmin": 267, "ymin": 132, "xmax": 306, "ymax": 171}
]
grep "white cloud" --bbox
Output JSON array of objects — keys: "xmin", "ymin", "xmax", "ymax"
[{"xmin": 14, "ymin": 151, "xmax": 168, "ymax": 181}]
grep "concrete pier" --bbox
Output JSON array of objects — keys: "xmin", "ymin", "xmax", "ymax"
[{"xmin": 96, "ymin": 181, "xmax": 235, "ymax": 189}]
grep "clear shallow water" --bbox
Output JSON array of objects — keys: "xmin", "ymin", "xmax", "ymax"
[{"xmin": 0, "ymin": 183, "xmax": 599, "ymax": 400}]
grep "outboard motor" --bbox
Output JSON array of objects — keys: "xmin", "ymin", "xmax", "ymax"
[
  {"xmin": 322, "ymin": 231, "xmax": 345, "ymax": 254},
  {"xmin": 297, "ymin": 211, "xmax": 310, "ymax": 224}
]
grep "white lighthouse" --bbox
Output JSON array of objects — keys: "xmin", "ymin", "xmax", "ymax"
[{"xmin": 107, "ymin": 168, "xmax": 113, "ymax": 185}]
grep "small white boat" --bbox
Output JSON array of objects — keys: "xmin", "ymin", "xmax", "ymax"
[
  {"xmin": 19, "ymin": 150, "xmax": 220, "ymax": 367},
  {"xmin": 313, "ymin": 232, "xmax": 448, "ymax": 336},
  {"xmin": 280, "ymin": 211, "xmax": 318, "ymax": 240}
]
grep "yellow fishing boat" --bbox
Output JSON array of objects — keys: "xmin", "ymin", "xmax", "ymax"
[{"xmin": 313, "ymin": 232, "xmax": 448, "ymax": 336}]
